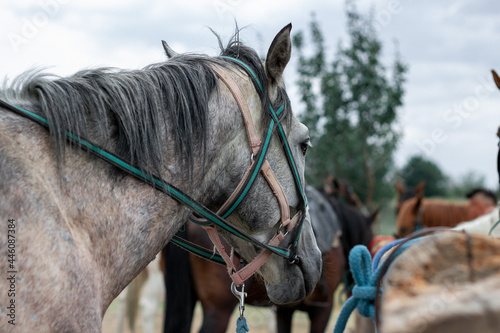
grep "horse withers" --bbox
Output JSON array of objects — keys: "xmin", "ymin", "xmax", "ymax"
[{"xmin": 0, "ymin": 25, "xmax": 322, "ymax": 332}]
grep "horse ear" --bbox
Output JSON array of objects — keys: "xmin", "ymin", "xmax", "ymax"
[
  {"xmin": 396, "ymin": 182, "xmax": 405, "ymax": 196},
  {"xmin": 162, "ymin": 40, "xmax": 179, "ymax": 59},
  {"xmin": 415, "ymin": 181, "xmax": 425, "ymax": 195},
  {"xmin": 332, "ymin": 178, "xmax": 340, "ymax": 190},
  {"xmin": 492, "ymin": 70, "xmax": 500, "ymax": 90},
  {"xmin": 265, "ymin": 23, "xmax": 292, "ymax": 84},
  {"xmin": 368, "ymin": 207, "xmax": 381, "ymax": 225},
  {"xmin": 413, "ymin": 195, "xmax": 423, "ymax": 215}
]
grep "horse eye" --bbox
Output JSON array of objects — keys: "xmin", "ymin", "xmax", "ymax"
[{"xmin": 300, "ymin": 139, "xmax": 311, "ymax": 156}]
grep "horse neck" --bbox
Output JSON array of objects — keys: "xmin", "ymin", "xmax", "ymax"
[
  {"xmin": 1, "ymin": 104, "xmax": 241, "ymax": 312},
  {"xmin": 71, "ymin": 110, "xmax": 245, "ymax": 309},
  {"xmin": 1, "ymin": 67, "xmax": 257, "ymax": 310},
  {"xmin": 47, "ymin": 148, "xmax": 199, "ymax": 308},
  {"xmin": 422, "ymin": 200, "xmax": 472, "ymax": 228}
]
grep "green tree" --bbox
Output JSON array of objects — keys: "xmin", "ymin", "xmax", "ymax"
[
  {"xmin": 294, "ymin": 2, "xmax": 407, "ymax": 207},
  {"xmin": 399, "ymin": 155, "xmax": 448, "ymax": 197}
]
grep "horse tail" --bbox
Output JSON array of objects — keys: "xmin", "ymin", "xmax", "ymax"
[
  {"xmin": 126, "ymin": 268, "xmax": 148, "ymax": 332},
  {"xmin": 163, "ymin": 224, "xmax": 196, "ymax": 333}
]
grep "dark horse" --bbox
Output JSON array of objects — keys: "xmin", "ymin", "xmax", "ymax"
[
  {"xmin": 0, "ymin": 25, "xmax": 323, "ymax": 332},
  {"xmin": 163, "ymin": 185, "xmax": 375, "ymax": 333}
]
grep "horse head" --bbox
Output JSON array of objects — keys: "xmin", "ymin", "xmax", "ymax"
[
  {"xmin": 395, "ymin": 181, "xmax": 424, "ymax": 215},
  {"xmin": 165, "ymin": 25, "xmax": 322, "ymax": 304},
  {"xmin": 395, "ymin": 186, "xmax": 424, "ymax": 238},
  {"xmin": 323, "ymin": 175, "xmax": 363, "ymax": 210},
  {"xmin": 215, "ymin": 25, "xmax": 321, "ymax": 304}
]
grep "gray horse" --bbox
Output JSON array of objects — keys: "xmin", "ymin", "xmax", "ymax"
[{"xmin": 0, "ymin": 24, "xmax": 321, "ymax": 332}]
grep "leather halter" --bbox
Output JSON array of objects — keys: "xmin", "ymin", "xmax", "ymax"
[{"xmin": 191, "ymin": 64, "xmax": 305, "ymax": 285}]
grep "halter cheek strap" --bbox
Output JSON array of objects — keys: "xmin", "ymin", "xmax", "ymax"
[{"xmin": 197, "ymin": 66, "xmax": 300, "ymax": 286}]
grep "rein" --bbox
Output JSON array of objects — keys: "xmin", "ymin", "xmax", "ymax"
[{"xmin": 0, "ymin": 57, "xmax": 307, "ymax": 287}]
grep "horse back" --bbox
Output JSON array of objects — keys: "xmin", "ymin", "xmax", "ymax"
[{"xmin": 423, "ymin": 199, "xmax": 476, "ymax": 227}]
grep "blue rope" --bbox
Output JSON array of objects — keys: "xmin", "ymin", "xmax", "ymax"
[
  {"xmin": 372, "ymin": 238, "xmax": 406, "ymax": 270},
  {"xmin": 333, "ymin": 245, "xmax": 379, "ymax": 333},
  {"xmin": 236, "ymin": 316, "xmax": 249, "ymax": 333},
  {"xmin": 334, "ymin": 238, "xmax": 422, "ymax": 333}
]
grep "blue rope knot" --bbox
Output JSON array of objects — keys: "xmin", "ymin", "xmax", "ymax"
[
  {"xmin": 333, "ymin": 237, "xmax": 423, "ymax": 333},
  {"xmin": 333, "ymin": 245, "xmax": 380, "ymax": 333},
  {"xmin": 351, "ymin": 285, "xmax": 377, "ymax": 317}
]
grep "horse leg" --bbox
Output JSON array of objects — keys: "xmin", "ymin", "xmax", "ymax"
[
  {"xmin": 115, "ymin": 288, "xmax": 127, "ymax": 333},
  {"xmin": 190, "ymin": 254, "xmax": 237, "ymax": 333},
  {"xmin": 307, "ymin": 245, "xmax": 346, "ymax": 333},
  {"xmin": 307, "ymin": 303, "xmax": 333, "ymax": 333},
  {"xmin": 126, "ymin": 268, "xmax": 149, "ymax": 332},
  {"xmin": 140, "ymin": 256, "xmax": 164, "ymax": 333},
  {"xmin": 163, "ymin": 232, "xmax": 196, "ymax": 333},
  {"xmin": 276, "ymin": 307, "xmax": 295, "ymax": 333},
  {"xmin": 198, "ymin": 305, "xmax": 236, "ymax": 333}
]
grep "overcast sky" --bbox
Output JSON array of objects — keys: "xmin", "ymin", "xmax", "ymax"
[{"xmin": 1, "ymin": 0, "xmax": 499, "ymax": 189}]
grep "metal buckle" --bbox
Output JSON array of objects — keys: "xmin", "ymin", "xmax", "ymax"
[{"xmin": 231, "ymin": 282, "xmax": 247, "ymax": 319}]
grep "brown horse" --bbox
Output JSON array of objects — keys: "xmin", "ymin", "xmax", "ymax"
[
  {"xmin": 395, "ymin": 190, "xmax": 495, "ymax": 238},
  {"xmin": 163, "ymin": 185, "xmax": 376, "ymax": 333},
  {"xmin": 395, "ymin": 181, "xmax": 424, "ymax": 215}
]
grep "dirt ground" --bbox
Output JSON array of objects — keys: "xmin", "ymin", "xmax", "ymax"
[{"xmin": 102, "ymin": 288, "xmax": 355, "ymax": 333}]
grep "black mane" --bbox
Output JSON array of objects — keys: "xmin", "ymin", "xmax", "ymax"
[{"xmin": 1, "ymin": 29, "xmax": 293, "ymax": 181}]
